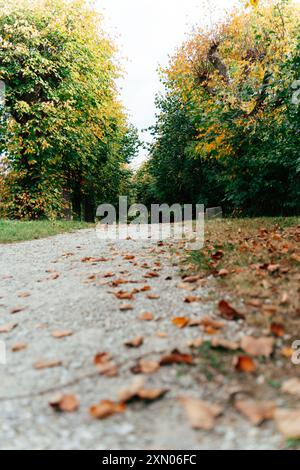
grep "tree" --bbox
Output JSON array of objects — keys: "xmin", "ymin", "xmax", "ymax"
[{"xmin": 0, "ymin": 0, "xmax": 135, "ymax": 220}]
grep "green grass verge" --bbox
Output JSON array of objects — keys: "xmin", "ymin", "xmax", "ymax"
[{"xmin": 0, "ymin": 219, "xmax": 93, "ymax": 244}]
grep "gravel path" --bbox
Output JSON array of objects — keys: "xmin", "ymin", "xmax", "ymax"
[{"xmin": 0, "ymin": 229, "xmax": 282, "ymax": 450}]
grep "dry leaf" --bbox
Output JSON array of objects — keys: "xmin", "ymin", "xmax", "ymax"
[
  {"xmin": 275, "ymin": 409, "xmax": 300, "ymax": 438},
  {"xmin": 281, "ymin": 347, "xmax": 294, "ymax": 358},
  {"xmin": 218, "ymin": 269, "xmax": 229, "ymax": 277},
  {"xmin": 49, "ymin": 394, "xmax": 79, "ymax": 412},
  {"xmin": 120, "ymin": 303, "xmax": 133, "ymax": 311},
  {"xmin": 187, "ymin": 338, "xmax": 203, "ymax": 348},
  {"xmin": 10, "ymin": 307, "xmax": 25, "ymax": 314},
  {"xmin": 235, "ymin": 400, "xmax": 276, "ymax": 425},
  {"xmin": 179, "ymin": 397, "xmax": 222, "ymax": 430},
  {"xmin": 147, "ymin": 294, "xmax": 160, "ymax": 299},
  {"xmin": 93, "ymin": 352, "xmax": 111, "ymax": 365},
  {"xmin": 18, "ymin": 292, "xmax": 31, "ymax": 298},
  {"xmin": 281, "ymin": 378, "xmax": 300, "ymax": 396},
  {"xmin": 184, "ymin": 296, "xmax": 201, "ymax": 303},
  {"xmin": 11, "ymin": 342, "xmax": 27, "ymax": 352},
  {"xmin": 97, "ymin": 361, "xmax": 118, "ymax": 377},
  {"xmin": 124, "ymin": 336, "xmax": 144, "ymax": 348},
  {"xmin": 156, "ymin": 331, "xmax": 167, "ymax": 338},
  {"xmin": 118, "ymin": 377, "xmax": 145, "ymax": 402},
  {"xmin": 211, "ymin": 338, "xmax": 240, "ymax": 351},
  {"xmin": 240, "ymin": 336, "xmax": 274, "ymax": 358},
  {"xmin": 137, "ymin": 388, "xmax": 167, "ymax": 401},
  {"xmin": 89, "ymin": 400, "xmax": 126, "ymax": 419},
  {"xmin": 131, "ymin": 359, "xmax": 160, "ymax": 374},
  {"xmin": 176, "ymin": 283, "xmax": 197, "ymax": 292},
  {"xmin": 123, "ymin": 255, "xmax": 135, "ymax": 260},
  {"xmin": 0, "ymin": 322, "xmax": 18, "ymax": 333},
  {"xmin": 172, "ymin": 317, "xmax": 189, "ymax": 329},
  {"xmin": 160, "ymin": 349, "xmax": 193, "ymax": 365},
  {"xmin": 144, "ymin": 271, "xmax": 159, "ymax": 278},
  {"xmin": 52, "ymin": 330, "xmax": 73, "ymax": 339},
  {"xmin": 218, "ymin": 300, "xmax": 245, "ymax": 321},
  {"xmin": 81, "ymin": 257, "xmax": 109, "ymax": 263},
  {"xmin": 138, "ymin": 312, "xmax": 153, "ymax": 321},
  {"xmin": 182, "ymin": 275, "xmax": 201, "ymax": 283},
  {"xmin": 115, "ymin": 290, "xmax": 134, "ymax": 300},
  {"xmin": 234, "ymin": 355, "xmax": 256, "ymax": 373},
  {"xmin": 34, "ymin": 359, "xmax": 62, "ymax": 370},
  {"xmin": 270, "ymin": 323, "xmax": 285, "ymax": 337},
  {"xmin": 200, "ymin": 317, "xmax": 225, "ymax": 330}
]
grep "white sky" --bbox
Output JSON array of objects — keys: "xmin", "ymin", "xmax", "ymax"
[{"xmin": 94, "ymin": 0, "xmax": 240, "ymax": 163}]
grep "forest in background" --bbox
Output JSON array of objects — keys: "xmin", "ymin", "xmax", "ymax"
[{"xmin": 0, "ymin": 0, "xmax": 299, "ymax": 221}]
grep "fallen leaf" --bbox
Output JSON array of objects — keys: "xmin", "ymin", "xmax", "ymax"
[
  {"xmin": 10, "ymin": 307, "xmax": 25, "ymax": 314},
  {"xmin": 49, "ymin": 394, "xmax": 79, "ymax": 412},
  {"xmin": 281, "ymin": 378, "xmax": 300, "ymax": 396},
  {"xmin": 172, "ymin": 317, "xmax": 189, "ymax": 329},
  {"xmin": 245, "ymin": 299, "xmax": 262, "ymax": 308},
  {"xmin": 18, "ymin": 292, "xmax": 31, "ymax": 298},
  {"xmin": 156, "ymin": 331, "xmax": 167, "ymax": 338},
  {"xmin": 176, "ymin": 283, "xmax": 197, "ymax": 292},
  {"xmin": 187, "ymin": 338, "xmax": 203, "ymax": 348},
  {"xmin": 184, "ymin": 296, "xmax": 201, "ymax": 303},
  {"xmin": 235, "ymin": 400, "xmax": 276, "ymax": 425},
  {"xmin": 119, "ymin": 303, "xmax": 133, "ymax": 311},
  {"xmin": 115, "ymin": 290, "xmax": 134, "ymax": 300},
  {"xmin": 124, "ymin": 336, "xmax": 144, "ymax": 348},
  {"xmin": 275, "ymin": 409, "xmax": 300, "ymax": 438},
  {"xmin": 218, "ymin": 300, "xmax": 245, "ymax": 321},
  {"xmin": 240, "ymin": 336, "xmax": 274, "ymax": 358},
  {"xmin": 131, "ymin": 359, "xmax": 160, "ymax": 374},
  {"xmin": 137, "ymin": 388, "xmax": 167, "ymax": 401},
  {"xmin": 97, "ymin": 361, "xmax": 118, "ymax": 377},
  {"xmin": 182, "ymin": 275, "xmax": 201, "ymax": 283},
  {"xmin": 211, "ymin": 338, "xmax": 240, "ymax": 351},
  {"xmin": 93, "ymin": 352, "xmax": 111, "ymax": 365},
  {"xmin": 0, "ymin": 322, "xmax": 18, "ymax": 333},
  {"xmin": 270, "ymin": 323, "xmax": 285, "ymax": 337},
  {"xmin": 89, "ymin": 400, "xmax": 126, "ymax": 419},
  {"xmin": 52, "ymin": 330, "xmax": 73, "ymax": 339},
  {"xmin": 160, "ymin": 349, "xmax": 193, "ymax": 365},
  {"xmin": 138, "ymin": 312, "xmax": 153, "ymax": 321},
  {"xmin": 218, "ymin": 269, "xmax": 229, "ymax": 277},
  {"xmin": 200, "ymin": 317, "xmax": 225, "ymax": 330},
  {"xmin": 234, "ymin": 355, "xmax": 256, "ymax": 373},
  {"xmin": 11, "ymin": 342, "xmax": 27, "ymax": 352},
  {"xmin": 34, "ymin": 359, "xmax": 62, "ymax": 370},
  {"xmin": 118, "ymin": 377, "xmax": 145, "ymax": 402},
  {"xmin": 268, "ymin": 264, "xmax": 280, "ymax": 273},
  {"xmin": 144, "ymin": 271, "xmax": 160, "ymax": 278},
  {"xmin": 179, "ymin": 397, "xmax": 222, "ymax": 430},
  {"xmin": 81, "ymin": 257, "xmax": 109, "ymax": 263},
  {"xmin": 123, "ymin": 254, "xmax": 135, "ymax": 260},
  {"xmin": 147, "ymin": 294, "xmax": 160, "ymax": 299},
  {"xmin": 281, "ymin": 347, "xmax": 294, "ymax": 358}
]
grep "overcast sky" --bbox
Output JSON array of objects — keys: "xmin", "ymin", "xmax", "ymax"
[{"xmin": 95, "ymin": 0, "xmax": 240, "ymax": 163}]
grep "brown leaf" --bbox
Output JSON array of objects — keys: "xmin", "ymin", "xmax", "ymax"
[
  {"xmin": 184, "ymin": 296, "xmax": 201, "ymax": 303},
  {"xmin": 93, "ymin": 352, "xmax": 111, "ymax": 365},
  {"xmin": 233, "ymin": 355, "xmax": 256, "ymax": 373},
  {"xmin": 97, "ymin": 361, "xmax": 118, "ymax": 377},
  {"xmin": 144, "ymin": 271, "xmax": 160, "ymax": 279},
  {"xmin": 89, "ymin": 400, "xmax": 126, "ymax": 419},
  {"xmin": 218, "ymin": 300, "xmax": 245, "ymax": 321},
  {"xmin": 119, "ymin": 303, "xmax": 134, "ymax": 311},
  {"xmin": 11, "ymin": 342, "xmax": 27, "ymax": 352},
  {"xmin": 275, "ymin": 409, "xmax": 300, "ymax": 438},
  {"xmin": 211, "ymin": 338, "xmax": 240, "ymax": 351},
  {"xmin": 218, "ymin": 269, "xmax": 229, "ymax": 277},
  {"xmin": 179, "ymin": 397, "xmax": 222, "ymax": 430},
  {"xmin": 182, "ymin": 275, "xmax": 201, "ymax": 283},
  {"xmin": 160, "ymin": 349, "xmax": 193, "ymax": 366},
  {"xmin": 147, "ymin": 294, "xmax": 160, "ymax": 299},
  {"xmin": 138, "ymin": 312, "xmax": 153, "ymax": 321},
  {"xmin": 200, "ymin": 317, "xmax": 225, "ymax": 330},
  {"xmin": 10, "ymin": 307, "xmax": 25, "ymax": 314},
  {"xmin": 115, "ymin": 290, "xmax": 134, "ymax": 300},
  {"xmin": 172, "ymin": 317, "xmax": 189, "ymax": 329},
  {"xmin": 0, "ymin": 322, "xmax": 18, "ymax": 333},
  {"xmin": 123, "ymin": 254, "xmax": 135, "ymax": 260},
  {"xmin": 131, "ymin": 359, "xmax": 160, "ymax": 375},
  {"xmin": 187, "ymin": 338, "xmax": 204, "ymax": 348},
  {"xmin": 281, "ymin": 347, "xmax": 294, "ymax": 358},
  {"xmin": 118, "ymin": 377, "xmax": 145, "ymax": 402},
  {"xmin": 137, "ymin": 388, "xmax": 168, "ymax": 401},
  {"xmin": 49, "ymin": 394, "xmax": 79, "ymax": 412},
  {"xmin": 52, "ymin": 330, "xmax": 73, "ymax": 339},
  {"xmin": 281, "ymin": 378, "xmax": 300, "ymax": 396},
  {"xmin": 270, "ymin": 323, "xmax": 285, "ymax": 337},
  {"xmin": 18, "ymin": 292, "xmax": 31, "ymax": 298},
  {"xmin": 81, "ymin": 257, "xmax": 109, "ymax": 263},
  {"xmin": 124, "ymin": 336, "xmax": 144, "ymax": 348},
  {"xmin": 34, "ymin": 359, "xmax": 62, "ymax": 370},
  {"xmin": 268, "ymin": 264, "xmax": 280, "ymax": 273},
  {"xmin": 176, "ymin": 283, "xmax": 197, "ymax": 292},
  {"xmin": 240, "ymin": 336, "xmax": 274, "ymax": 358},
  {"xmin": 235, "ymin": 400, "xmax": 276, "ymax": 425}
]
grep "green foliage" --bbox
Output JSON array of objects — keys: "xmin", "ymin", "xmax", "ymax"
[
  {"xmin": 137, "ymin": 1, "xmax": 300, "ymax": 216},
  {"xmin": 0, "ymin": 0, "xmax": 137, "ymax": 220}
]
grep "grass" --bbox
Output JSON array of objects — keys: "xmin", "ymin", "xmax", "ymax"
[
  {"xmin": 0, "ymin": 219, "xmax": 93, "ymax": 244},
  {"xmin": 183, "ymin": 217, "xmax": 300, "ymax": 334}
]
